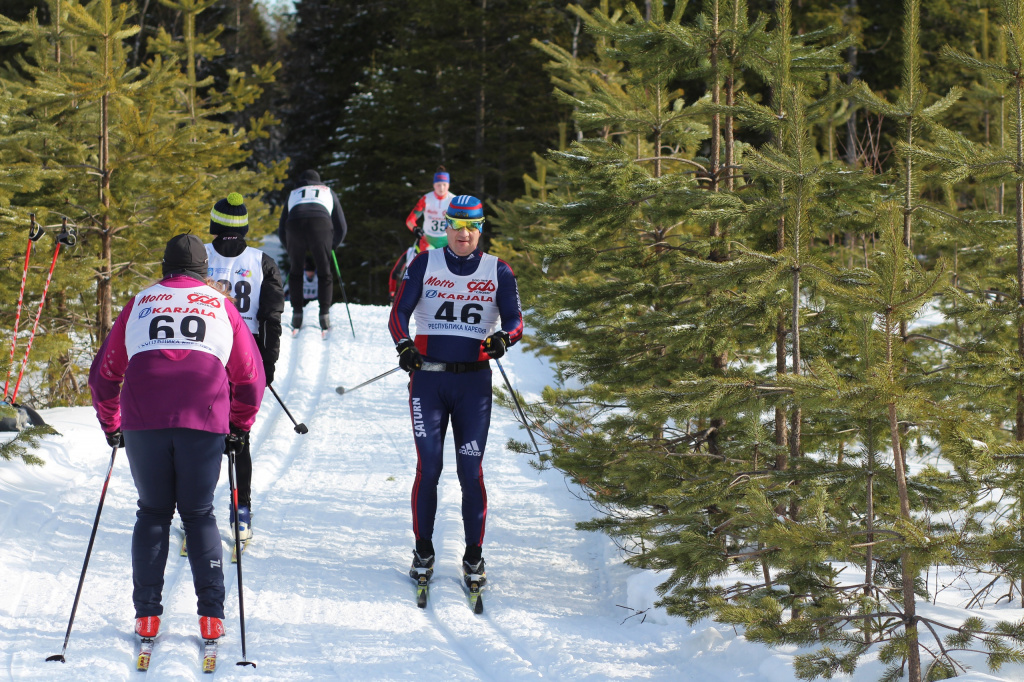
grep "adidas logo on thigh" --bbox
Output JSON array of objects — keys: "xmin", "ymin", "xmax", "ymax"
[{"xmin": 458, "ymin": 440, "xmax": 482, "ymax": 457}]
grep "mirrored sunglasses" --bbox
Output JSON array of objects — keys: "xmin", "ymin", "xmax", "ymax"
[{"xmin": 447, "ymin": 218, "xmax": 484, "ymax": 232}]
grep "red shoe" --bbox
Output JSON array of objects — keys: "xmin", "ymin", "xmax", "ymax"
[
  {"xmin": 199, "ymin": 616, "xmax": 224, "ymax": 640},
  {"xmin": 135, "ymin": 616, "xmax": 160, "ymax": 639}
]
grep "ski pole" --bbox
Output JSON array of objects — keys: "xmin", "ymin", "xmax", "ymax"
[
  {"xmin": 46, "ymin": 443, "xmax": 119, "ymax": 663},
  {"xmin": 330, "ymin": 250, "xmax": 357, "ymax": 339},
  {"xmin": 494, "ymin": 358, "xmax": 543, "ymax": 457},
  {"xmin": 267, "ymin": 384, "xmax": 308, "ymax": 434},
  {"xmin": 4, "ymin": 214, "xmax": 44, "ymax": 401},
  {"xmin": 226, "ymin": 445, "xmax": 256, "ymax": 668},
  {"xmin": 334, "ymin": 366, "xmax": 402, "ymax": 396},
  {"xmin": 12, "ymin": 219, "xmax": 75, "ymax": 404}
]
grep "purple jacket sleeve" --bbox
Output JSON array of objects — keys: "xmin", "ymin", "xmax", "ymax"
[
  {"xmin": 89, "ymin": 299, "xmax": 135, "ymax": 433},
  {"xmin": 224, "ymin": 301, "xmax": 266, "ymax": 431}
]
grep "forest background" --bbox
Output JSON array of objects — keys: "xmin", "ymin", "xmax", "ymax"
[{"xmin": 7, "ymin": 0, "xmax": 1024, "ymax": 680}]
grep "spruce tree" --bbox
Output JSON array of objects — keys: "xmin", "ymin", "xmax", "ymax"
[
  {"xmin": 0, "ymin": 0, "xmax": 285, "ymax": 401},
  {"xmin": 915, "ymin": 0, "xmax": 1024, "ymax": 610}
]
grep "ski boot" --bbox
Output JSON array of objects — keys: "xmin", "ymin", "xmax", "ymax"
[
  {"xmin": 291, "ymin": 311, "xmax": 302, "ymax": 335},
  {"xmin": 319, "ymin": 312, "xmax": 331, "ymax": 339},
  {"xmin": 463, "ymin": 557, "xmax": 486, "ymax": 588},
  {"xmin": 199, "ymin": 616, "xmax": 224, "ymax": 673},
  {"xmin": 409, "ymin": 550, "xmax": 434, "ymax": 581},
  {"xmin": 136, "ymin": 616, "xmax": 160, "ymax": 638},
  {"xmin": 463, "ymin": 556, "xmax": 486, "ymax": 614},
  {"xmin": 231, "ymin": 505, "xmax": 252, "ymax": 542},
  {"xmin": 135, "ymin": 616, "xmax": 160, "ymax": 671},
  {"xmin": 410, "ymin": 550, "xmax": 434, "ymax": 608}
]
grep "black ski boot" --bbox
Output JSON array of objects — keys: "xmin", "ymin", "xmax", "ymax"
[
  {"xmin": 409, "ymin": 550, "xmax": 434, "ymax": 582},
  {"xmin": 410, "ymin": 549, "xmax": 434, "ymax": 608},
  {"xmin": 462, "ymin": 549, "xmax": 486, "ymax": 613},
  {"xmin": 462, "ymin": 558, "xmax": 486, "ymax": 588}
]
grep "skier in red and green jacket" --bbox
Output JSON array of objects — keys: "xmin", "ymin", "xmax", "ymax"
[{"xmin": 405, "ymin": 167, "xmax": 455, "ymax": 253}]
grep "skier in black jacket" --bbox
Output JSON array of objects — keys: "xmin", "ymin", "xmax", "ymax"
[
  {"xmin": 278, "ymin": 169, "xmax": 348, "ymax": 332},
  {"xmin": 206, "ymin": 192, "xmax": 285, "ymax": 542}
]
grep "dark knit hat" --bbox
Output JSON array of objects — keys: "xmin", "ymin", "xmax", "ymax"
[
  {"xmin": 162, "ymin": 233, "xmax": 209, "ymax": 279},
  {"xmin": 209, "ymin": 192, "xmax": 249, "ymax": 235},
  {"xmin": 299, "ymin": 169, "xmax": 321, "ymax": 185}
]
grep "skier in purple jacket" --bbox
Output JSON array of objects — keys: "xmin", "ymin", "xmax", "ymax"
[{"xmin": 89, "ymin": 233, "xmax": 265, "ymax": 646}]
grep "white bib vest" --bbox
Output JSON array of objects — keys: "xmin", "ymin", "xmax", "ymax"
[
  {"xmin": 205, "ymin": 244, "xmax": 264, "ymax": 334},
  {"xmin": 302, "ymin": 273, "xmax": 318, "ymax": 300},
  {"xmin": 412, "ymin": 249, "xmax": 500, "ymax": 340},
  {"xmin": 421, "ymin": 192, "xmax": 454, "ymax": 242},
  {"xmin": 125, "ymin": 283, "xmax": 234, "ymax": 365},
  {"xmin": 287, "ymin": 184, "xmax": 334, "ymax": 213}
]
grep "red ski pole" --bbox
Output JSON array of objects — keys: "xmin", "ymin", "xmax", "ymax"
[
  {"xmin": 3, "ymin": 214, "xmax": 44, "ymax": 401},
  {"xmin": 11, "ymin": 219, "xmax": 75, "ymax": 404}
]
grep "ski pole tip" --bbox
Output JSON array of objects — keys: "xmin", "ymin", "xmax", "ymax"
[
  {"xmin": 335, "ymin": 386, "xmax": 346, "ymax": 395},
  {"xmin": 294, "ymin": 423, "xmax": 308, "ymax": 434},
  {"xmin": 45, "ymin": 654, "xmax": 66, "ymax": 663},
  {"xmin": 237, "ymin": 660, "xmax": 256, "ymax": 668}
]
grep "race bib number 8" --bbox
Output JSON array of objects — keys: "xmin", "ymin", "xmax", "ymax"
[{"xmin": 217, "ymin": 279, "xmax": 252, "ymax": 313}]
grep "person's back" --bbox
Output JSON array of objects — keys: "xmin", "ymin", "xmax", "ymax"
[
  {"xmin": 204, "ymin": 192, "xmax": 284, "ymax": 543},
  {"xmin": 278, "ymin": 169, "xmax": 348, "ymax": 334},
  {"xmin": 89, "ymin": 233, "xmax": 266, "ymax": 653}
]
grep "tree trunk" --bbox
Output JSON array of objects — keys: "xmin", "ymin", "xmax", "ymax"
[
  {"xmin": 790, "ymin": 184, "xmax": 802, "ymax": 463},
  {"xmin": 474, "ymin": 0, "xmax": 487, "ymax": 196},
  {"xmin": 775, "ymin": 312, "xmax": 788, "ymax": 467},
  {"xmin": 1016, "ymin": 79, "xmax": 1024, "ymax": 441},
  {"xmin": 185, "ymin": 6, "xmax": 196, "ymax": 124},
  {"xmin": 900, "ymin": 113, "xmax": 912, "ymax": 343},
  {"xmin": 709, "ymin": 0, "xmax": 722, "ymax": 252},
  {"xmin": 864, "ymin": 431, "xmax": 875, "ymax": 644},
  {"xmin": 844, "ymin": 0, "xmax": 857, "ymax": 166},
  {"xmin": 96, "ymin": 26, "xmax": 113, "ymax": 340},
  {"xmin": 886, "ymin": 318, "xmax": 921, "ymax": 682}
]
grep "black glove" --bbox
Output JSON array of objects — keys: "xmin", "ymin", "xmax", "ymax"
[
  {"xmin": 413, "ymin": 225, "xmax": 424, "ymax": 239},
  {"xmin": 482, "ymin": 331, "xmax": 510, "ymax": 359},
  {"xmin": 225, "ymin": 426, "xmax": 247, "ymax": 458},
  {"xmin": 104, "ymin": 428, "xmax": 124, "ymax": 449},
  {"xmin": 264, "ymin": 362, "xmax": 275, "ymax": 386},
  {"xmin": 396, "ymin": 338, "xmax": 423, "ymax": 372}
]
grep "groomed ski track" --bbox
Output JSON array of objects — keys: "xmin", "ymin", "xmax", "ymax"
[{"xmin": 0, "ymin": 302, "xmax": 724, "ymax": 682}]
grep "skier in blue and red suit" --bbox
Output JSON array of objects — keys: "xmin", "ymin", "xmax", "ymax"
[{"xmin": 389, "ymin": 194, "xmax": 523, "ymax": 588}]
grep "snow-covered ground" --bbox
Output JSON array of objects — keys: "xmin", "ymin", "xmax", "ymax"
[{"xmin": 1, "ymin": 302, "xmax": 1023, "ymax": 681}]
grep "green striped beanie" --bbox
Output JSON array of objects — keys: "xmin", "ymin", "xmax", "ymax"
[{"xmin": 210, "ymin": 192, "xmax": 249, "ymax": 235}]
